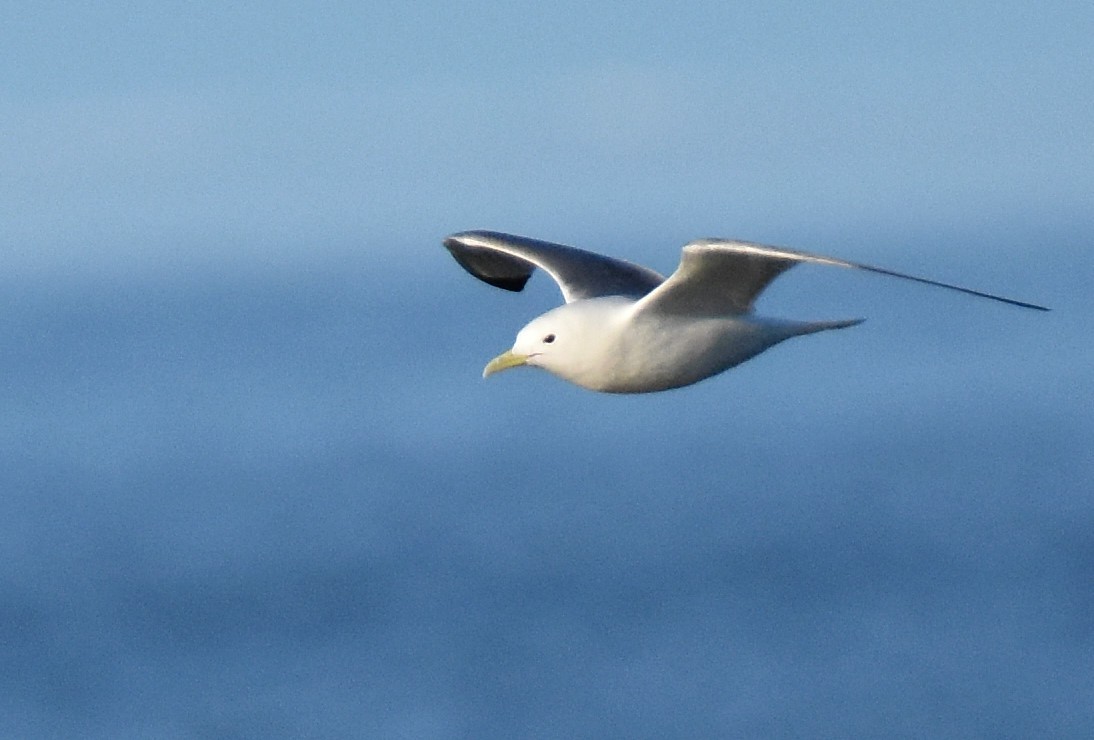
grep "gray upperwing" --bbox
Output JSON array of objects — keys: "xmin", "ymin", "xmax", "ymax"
[
  {"xmin": 634, "ymin": 240, "xmax": 802, "ymax": 316},
  {"xmin": 635, "ymin": 238, "xmax": 1050, "ymax": 317},
  {"xmin": 443, "ymin": 230, "xmax": 664, "ymax": 303}
]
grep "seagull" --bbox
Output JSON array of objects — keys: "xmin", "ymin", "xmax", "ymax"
[{"xmin": 443, "ymin": 230, "xmax": 1048, "ymax": 393}]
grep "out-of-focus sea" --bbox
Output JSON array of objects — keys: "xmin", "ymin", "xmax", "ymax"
[{"xmin": 1, "ymin": 226, "xmax": 1090, "ymax": 738}]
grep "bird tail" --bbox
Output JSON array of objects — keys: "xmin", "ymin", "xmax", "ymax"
[{"xmin": 797, "ymin": 318, "xmax": 865, "ymax": 335}]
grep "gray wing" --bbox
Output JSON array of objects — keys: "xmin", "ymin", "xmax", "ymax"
[
  {"xmin": 635, "ymin": 238, "xmax": 1050, "ymax": 317},
  {"xmin": 443, "ymin": 230, "xmax": 664, "ymax": 303}
]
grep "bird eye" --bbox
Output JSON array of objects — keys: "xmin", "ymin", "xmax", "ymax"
[{"xmin": 543, "ymin": 333, "xmax": 556, "ymax": 344}]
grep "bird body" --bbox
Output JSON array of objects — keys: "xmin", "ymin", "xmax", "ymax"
[
  {"xmin": 508, "ymin": 297, "xmax": 861, "ymax": 393},
  {"xmin": 444, "ymin": 230, "xmax": 1047, "ymax": 393}
]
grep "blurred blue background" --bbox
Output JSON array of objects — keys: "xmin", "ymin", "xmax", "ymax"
[{"xmin": 2, "ymin": 3, "xmax": 1092, "ymax": 737}]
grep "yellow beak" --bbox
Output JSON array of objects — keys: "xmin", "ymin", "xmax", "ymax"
[{"xmin": 483, "ymin": 350, "xmax": 529, "ymax": 378}]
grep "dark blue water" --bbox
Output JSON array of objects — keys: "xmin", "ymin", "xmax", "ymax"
[{"xmin": 1, "ymin": 231, "xmax": 1090, "ymax": 738}]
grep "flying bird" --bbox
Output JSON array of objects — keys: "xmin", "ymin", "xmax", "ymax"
[{"xmin": 443, "ymin": 230, "xmax": 1048, "ymax": 393}]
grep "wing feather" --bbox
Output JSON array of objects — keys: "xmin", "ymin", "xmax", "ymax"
[
  {"xmin": 444, "ymin": 230, "xmax": 664, "ymax": 303},
  {"xmin": 635, "ymin": 238, "xmax": 1050, "ymax": 317}
]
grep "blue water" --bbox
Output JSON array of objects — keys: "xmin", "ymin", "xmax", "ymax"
[{"xmin": 1, "ymin": 230, "xmax": 1090, "ymax": 738}]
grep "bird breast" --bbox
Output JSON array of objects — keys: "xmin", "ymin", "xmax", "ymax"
[{"xmin": 588, "ymin": 314, "xmax": 780, "ymax": 393}]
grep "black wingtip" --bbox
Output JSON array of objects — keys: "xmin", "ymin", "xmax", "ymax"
[
  {"xmin": 443, "ymin": 234, "xmax": 534, "ymax": 292},
  {"xmin": 854, "ymin": 264, "xmax": 1051, "ymax": 312},
  {"xmin": 472, "ymin": 273, "xmax": 532, "ymax": 292}
]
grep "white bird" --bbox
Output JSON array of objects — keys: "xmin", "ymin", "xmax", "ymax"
[{"xmin": 443, "ymin": 230, "xmax": 1048, "ymax": 393}]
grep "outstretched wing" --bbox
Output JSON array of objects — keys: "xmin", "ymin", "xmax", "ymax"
[
  {"xmin": 443, "ymin": 230, "xmax": 664, "ymax": 303},
  {"xmin": 635, "ymin": 238, "xmax": 1050, "ymax": 317}
]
